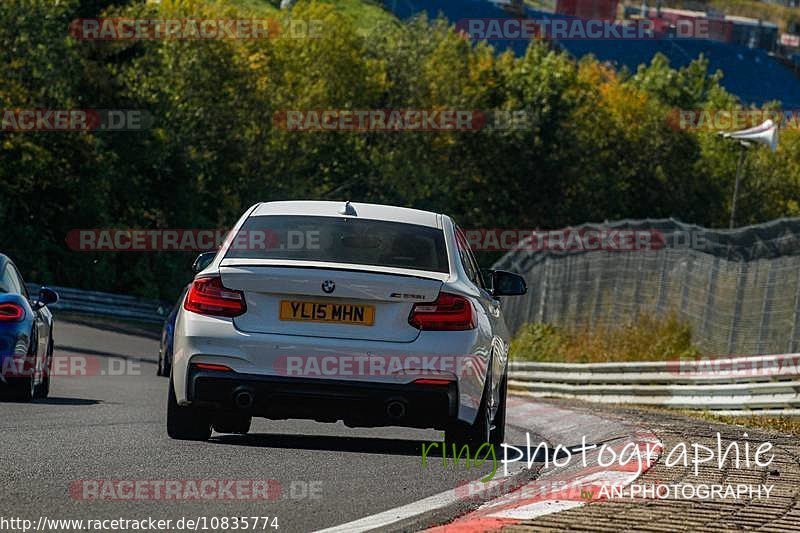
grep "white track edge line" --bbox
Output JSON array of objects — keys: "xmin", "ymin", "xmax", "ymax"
[{"xmin": 315, "ymin": 465, "xmax": 526, "ymax": 533}]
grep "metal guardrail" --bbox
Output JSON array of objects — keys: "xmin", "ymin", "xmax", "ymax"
[
  {"xmin": 26, "ymin": 283, "xmax": 168, "ymax": 323},
  {"xmin": 508, "ymin": 355, "xmax": 800, "ymax": 416}
]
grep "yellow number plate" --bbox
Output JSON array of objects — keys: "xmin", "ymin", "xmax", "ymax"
[{"xmin": 279, "ymin": 300, "xmax": 375, "ymax": 326}]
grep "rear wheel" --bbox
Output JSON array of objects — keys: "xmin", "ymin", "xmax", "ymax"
[
  {"xmin": 34, "ymin": 341, "xmax": 53, "ymax": 399},
  {"xmin": 446, "ymin": 373, "xmax": 492, "ymax": 447},
  {"xmin": 162, "ymin": 351, "xmax": 172, "ymax": 378},
  {"xmin": 213, "ymin": 413, "xmax": 252, "ymax": 434},
  {"xmin": 446, "ymin": 363, "xmax": 507, "ymax": 448},
  {"xmin": 8, "ymin": 373, "xmax": 34, "ymax": 402},
  {"xmin": 490, "ymin": 370, "xmax": 508, "ymax": 447},
  {"xmin": 167, "ymin": 377, "xmax": 211, "ymax": 441},
  {"xmin": 8, "ymin": 347, "xmax": 36, "ymax": 402}
]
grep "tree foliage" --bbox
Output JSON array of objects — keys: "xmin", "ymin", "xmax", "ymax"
[{"xmin": 0, "ymin": 0, "xmax": 797, "ymax": 299}]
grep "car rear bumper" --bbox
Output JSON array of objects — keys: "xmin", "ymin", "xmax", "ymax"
[
  {"xmin": 172, "ymin": 310, "xmax": 488, "ymax": 424},
  {"xmin": 188, "ymin": 368, "xmax": 459, "ymax": 430}
]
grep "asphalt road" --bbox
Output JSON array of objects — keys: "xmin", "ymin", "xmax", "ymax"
[{"xmin": 0, "ymin": 320, "xmax": 537, "ymax": 532}]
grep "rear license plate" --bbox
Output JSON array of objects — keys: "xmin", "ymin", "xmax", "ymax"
[{"xmin": 279, "ymin": 300, "xmax": 375, "ymax": 326}]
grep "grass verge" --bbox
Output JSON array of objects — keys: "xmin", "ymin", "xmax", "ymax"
[
  {"xmin": 510, "ymin": 313, "xmax": 701, "ymax": 363},
  {"xmin": 630, "ymin": 404, "xmax": 800, "ymax": 437}
]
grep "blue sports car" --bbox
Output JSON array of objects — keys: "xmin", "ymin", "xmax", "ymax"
[
  {"xmin": 0, "ymin": 254, "xmax": 58, "ymax": 401},
  {"xmin": 157, "ymin": 284, "xmax": 190, "ymax": 378}
]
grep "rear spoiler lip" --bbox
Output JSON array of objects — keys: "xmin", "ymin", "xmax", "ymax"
[{"xmin": 218, "ymin": 258, "xmax": 451, "ymax": 283}]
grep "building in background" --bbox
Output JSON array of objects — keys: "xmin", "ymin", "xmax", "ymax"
[
  {"xmin": 555, "ymin": 0, "xmax": 618, "ymax": 19},
  {"xmin": 383, "ymin": 0, "xmax": 800, "ymax": 109}
]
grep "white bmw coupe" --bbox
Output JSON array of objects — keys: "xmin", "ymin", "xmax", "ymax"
[{"xmin": 168, "ymin": 201, "xmax": 526, "ymax": 444}]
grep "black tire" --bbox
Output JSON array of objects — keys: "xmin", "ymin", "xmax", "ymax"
[
  {"xmin": 167, "ymin": 377, "xmax": 211, "ymax": 441},
  {"xmin": 156, "ymin": 351, "xmax": 163, "ymax": 376},
  {"xmin": 7, "ymin": 373, "xmax": 34, "ymax": 402},
  {"xmin": 446, "ymin": 375, "xmax": 492, "ymax": 447},
  {"xmin": 213, "ymin": 413, "xmax": 252, "ymax": 434},
  {"xmin": 446, "ymin": 363, "xmax": 507, "ymax": 448},
  {"xmin": 8, "ymin": 347, "xmax": 36, "ymax": 402},
  {"xmin": 162, "ymin": 356, "xmax": 171, "ymax": 379},
  {"xmin": 490, "ymin": 370, "xmax": 508, "ymax": 447},
  {"xmin": 34, "ymin": 342, "xmax": 53, "ymax": 399}
]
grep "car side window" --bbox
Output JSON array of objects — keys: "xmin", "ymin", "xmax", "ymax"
[
  {"xmin": 1, "ymin": 265, "xmax": 20, "ymax": 295},
  {"xmin": 10, "ymin": 265, "xmax": 28, "ymax": 299},
  {"xmin": 0, "ymin": 267, "xmax": 10, "ymax": 294},
  {"xmin": 455, "ymin": 227, "xmax": 485, "ymax": 290}
]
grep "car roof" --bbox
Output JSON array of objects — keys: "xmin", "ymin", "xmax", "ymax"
[{"xmin": 250, "ymin": 201, "xmax": 442, "ymax": 229}]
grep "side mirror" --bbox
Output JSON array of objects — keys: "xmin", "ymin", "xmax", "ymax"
[
  {"xmin": 34, "ymin": 287, "xmax": 59, "ymax": 310},
  {"xmin": 192, "ymin": 252, "xmax": 216, "ymax": 274},
  {"xmin": 489, "ymin": 270, "xmax": 527, "ymax": 297}
]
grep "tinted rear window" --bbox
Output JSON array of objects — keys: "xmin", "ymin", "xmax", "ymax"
[{"xmin": 224, "ymin": 215, "xmax": 449, "ymax": 273}]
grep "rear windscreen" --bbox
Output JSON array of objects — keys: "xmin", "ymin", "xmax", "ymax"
[{"xmin": 224, "ymin": 215, "xmax": 450, "ymax": 273}]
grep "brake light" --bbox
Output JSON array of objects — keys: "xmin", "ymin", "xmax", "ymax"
[
  {"xmin": 0, "ymin": 303, "xmax": 24, "ymax": 322},
  {"xmin": 192, "ymin": 363, "xmax": 233, "ymax": 372},
  {"xmin": 408, "ymin": 292, "xmax": 475, "ymax": 331},
  {"xmin": 184, "ymin": 276, "xmax": 246, "ymax": 318},
  {"xmin": 413, "ymin": 378, "xmax": 452, "ymax": 386}
]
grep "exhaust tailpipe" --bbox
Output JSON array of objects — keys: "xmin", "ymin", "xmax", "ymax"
[
  {"xmin": 385, "ymin": 399, "xmax": 407, "ymax": 420},
  {"xmin": 233, "ymin": 388, "xmax": 255, "ymax": 410}
]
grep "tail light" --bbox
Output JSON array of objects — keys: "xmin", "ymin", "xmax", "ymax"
[
  {"xmin": 408, "ymin": 292, "xmax": 475, "ymax": 331},
  {"xmin": 192, "ymin": 363, "xmax": 233, "ymax": 372},
  {"xmin": 184, "ymin": 276, "xmax": 246, "ymax": 318},
  {"xmin": 413, "ymin": 378, "xmax": 452, "ymax": 386},
  {"xmin": 0, "ymin": 303, "xmax": 24, "ymax": 322}
]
